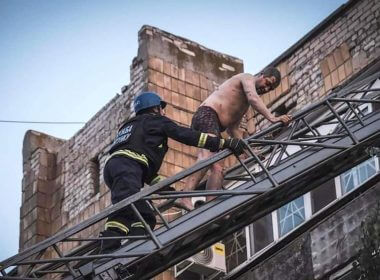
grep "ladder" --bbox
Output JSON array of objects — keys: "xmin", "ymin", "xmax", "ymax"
[{"xmin": 1, "ymin": 70, "xmax": 380, "ymax": 280}]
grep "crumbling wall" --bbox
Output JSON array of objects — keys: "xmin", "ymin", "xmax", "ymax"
[
  {"xmin": 140, "ymin": 25, "xmax": 244, "ymax": 186},
  {"xmin": 20, "ymin": 131, "xmax": 64, "ymax": 252},
  {"xmin": 20, "ymin": 25, "xmax": 243, "ymax": 280}
]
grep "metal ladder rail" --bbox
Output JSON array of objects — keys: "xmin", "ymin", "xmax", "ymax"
[
  {"xmin": 87, "ymin": 82, "xmax": 380, "ymax": 278},
  {"xmin": 90, "ymin": 115, "xmax": 380, "ymax": 280},
  {"xmin": 1, "ymin": 74, "xmax": 379, "ymax": 278},
  {"xmin": 2, "ymin": 90, "xmax": 380, "ymax": 278}
]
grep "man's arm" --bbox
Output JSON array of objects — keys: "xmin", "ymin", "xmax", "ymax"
[{"xmin": 241, "ymin": 74, "xmax": 291, "ymax": 125}]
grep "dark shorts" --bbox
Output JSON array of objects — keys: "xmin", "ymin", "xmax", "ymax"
[{"xmin": 191, "ymin": 106, "xmax": 225, "ymax": 137}]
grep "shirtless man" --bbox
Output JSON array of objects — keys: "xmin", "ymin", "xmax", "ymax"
[{"xmin": 180, "ymin": 67, "xmax": 292, "ymax": 210}]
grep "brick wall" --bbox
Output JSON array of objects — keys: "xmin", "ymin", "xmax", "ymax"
[
  {"xmin": 20, "ymin": 25, "xmax": 243, "ymax": 279},
  {"xmin": 19, "ymin": 0, "xmax": 379, "ymax": 278},
  {"xmin": 234, "ymin": 0, "xmax": 380, "ymax": 278},
  {"xmin": 253, "ymin": 0, "xmax": 380, "ymax": 131}
]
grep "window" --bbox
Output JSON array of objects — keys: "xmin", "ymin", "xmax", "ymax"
[
  {"xmin": 224, "ymin": 79, "xmax": 380, "ymax": 267},
  {"xmin": 224, "ymin": 228, "xmax": 247, "ymax": 272},
  {"xmin": 339, "ymin": 157, "xmax": 379, "ymax": 195},
  {"xmin": 276, "ymin": 196, "xmax": 306, "ymax": 237}
]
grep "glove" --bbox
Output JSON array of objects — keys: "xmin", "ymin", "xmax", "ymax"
[{"xmin": 222, "ymin": 138, "xmax": 246, "ymax": 155}]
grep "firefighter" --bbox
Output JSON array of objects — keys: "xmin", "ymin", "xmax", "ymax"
[{"xmin": 99, "ymin": 91, "xmax": 245, "ymax": 253}]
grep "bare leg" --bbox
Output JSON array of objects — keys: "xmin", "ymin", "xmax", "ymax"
[
  {"xmin": 205, "ymin": 162, "xmax": 224, "ymax": 201},
  {"xmin": 179, "ymin": 149, "xmax": 213, "ymax": 210}
]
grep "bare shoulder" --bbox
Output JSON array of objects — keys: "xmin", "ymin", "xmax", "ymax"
[
  {"xmin": 237, "ymin": 73, "xmax": 255, "ymax": 83},
  {"xmin": 220, "ymin": 73, "xmax": 254, "ymax": 87}
]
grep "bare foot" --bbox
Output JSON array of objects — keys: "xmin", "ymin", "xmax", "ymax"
[{"xmin": 175, "ymin": 198, "xmax": 194, "ymax": 211}]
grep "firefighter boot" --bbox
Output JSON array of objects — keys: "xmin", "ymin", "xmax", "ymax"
[{"xmin": 99, "ymin": 228, "xmax": 126, "ymax": 254}]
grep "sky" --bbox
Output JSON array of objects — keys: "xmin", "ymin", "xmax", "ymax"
[{"xmin": 0, "ymin": 0, "xmax": 347, "ymax": 264}]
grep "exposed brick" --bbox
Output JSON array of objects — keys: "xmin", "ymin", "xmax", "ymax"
[
  {"xmin": 326, "ymin": 55, "xmax": 337, "ymax": 72},
  {"xmin": 178, "ymin": 68, "xmax": 185, "ymax": 81},
  {"xmin": 179, "ymin": 93, "xmax": 187, "ymax": 109},
  {"xmin": 193, "ymin": 99, "xmax": 201, "ymax": 112},
  {"xmin": 172, "ymin": 107, "xmax": 181, "ymax": 122},
  {"xmin": 148, "ymin": 57, "xmax": 164, "ymax": 72},
  {"xmin": 279, "ymin": 62, "xmax": 288, "ymax": 77},
  {"xmin": 171, "ymin": 92, "xmax": 180, "ymax": 107},
  {"xmin": 337, "ymin": 64, "xmax": 346, "ymax": 82},
  {"xmin": 333, "ymin": 48, "xmax": 344, "ymax": 66},
  {"xmin": 344, "ymin": 59, "xmax": 353, "ymax": 77},
  {"xmin": 186, "ymin": 83, "xmax": 201, "ymax": 100},
  {"xmin": 201, "ymin": 89, "xmax": 208, "ymax": 101},
  {"xmin": 185, "ymin": 69, "xmax": 200, "ymax": 87},
  {"xmin": 324, "ymin": 75, "xmax": 332, "ymax": 92},
  {"xmin": 179, "ymin": 110, "xmax": 188, "ymax": 126},
  {"xmin": 269, "ymin": 89, "xmax": 281, "ymax": 102},
  {"xmin": 200, "ymin": 75, "xmax": 208, "ymax": 89},
  {"xmin": 156, "ymin": 85, "xmax": 164, "ymax": 97},
  {"xmin": 148, "ymin": 69, "xmax": 164, "ymax": 88},
  {"xmin": 177, "ymin": 80, "xmax": 186, "ymax": 95},
  {"xmin": 207, "ymin": 79, "xmax": 216, "ymax": 92},
  {"xmin": 275, "ymin": 84, "xmax": 282, "ymax": 99},
  {"xmin": 185, "ymin": 97, "xmax": 194, "ymax": 112},
  {"xmin": 171, "ymin": 78, "xmax": 178, "ymax": 93},
  {"xmin": 166, "ymin": 149, "xmax": 174, "ymax": 164},
  {"xmin": 170, "ymin": 64, "xmax": 178, "ymax": 78},
  {"xmin": 331, "ymin": 69, "xmax": 339, "ymax": 87},
  {"xmin": 163, "ymin": 88, "xmax": 171, "ymax": 104},
  {"xmin": 181, "ymin": 143, "xmax": 190, "ymax": 155},
  {"xmin": 163, "ymin": 75, "xmax": 171, "ymax": 90},
  {"xmin": 282, "ymin": 77, "xmax": 290, "ymax": 94},
  {"xmin": 168, "ymin": 138, "xmax": 181, "ymax": 152},
  {"xmin": 165, "ymin": 104, "xmax": 174, "ymax": 119},
  {"xmin": 319, "ymin": 86, "xmax": 326, "ymax": 98},
  {"xmin": 163, "ymin": 61, "xmax": 171, "ymax": 75},
  {"xmin": 320, "ymin": 60, "xmax": 330, "ymax": 77},
  {"xmin": 263, "ymin": 93, "xmax": 270, "ymax": 106}
]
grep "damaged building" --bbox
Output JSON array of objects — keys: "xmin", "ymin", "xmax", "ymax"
[{"xmin": 1, "ymin": 0, "xmax": 380, "ymax": 279}]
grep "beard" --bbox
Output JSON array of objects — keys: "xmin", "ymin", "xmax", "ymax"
[{"xmin": 256, "ymin": 86, "xmax": 266, "ymax": 95}]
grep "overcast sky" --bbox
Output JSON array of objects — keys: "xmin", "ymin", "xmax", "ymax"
[{"xmin": 0, "ymin": 0, "xmax": 347, "ymax": 263}]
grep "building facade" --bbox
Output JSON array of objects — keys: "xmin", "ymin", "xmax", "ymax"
[{"xmin": 19, "ymin": 0, "xmax": 379, "ymax": 279}]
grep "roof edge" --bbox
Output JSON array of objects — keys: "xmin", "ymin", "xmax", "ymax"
[{"xmin": 266, "ymin": 0, "xmax": 357, "ymax": 69}]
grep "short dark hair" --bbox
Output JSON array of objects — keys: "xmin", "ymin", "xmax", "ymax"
[
  {"xmin": 262, "ymin": 67, "xmax": 281, "ymax": 89},
  {"xmin": 136, "ymin": 105, "xmax": 160, "ymax": 115}
]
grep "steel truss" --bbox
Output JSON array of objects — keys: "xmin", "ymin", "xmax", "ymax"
[{"xmin": 1, "ymin": 71, "xmax": 380, "ymax": 280}]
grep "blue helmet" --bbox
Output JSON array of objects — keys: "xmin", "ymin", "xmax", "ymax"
[{"xmin": 133, "ymin": 92, "xmax": 167, "ymax": 114}]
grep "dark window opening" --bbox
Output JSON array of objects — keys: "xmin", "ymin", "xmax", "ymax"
[
  {"xmin": 250, "ymin": 213, "xmax": 274, "ymax": 254},
  {"xmin": 310, "ymin": 178, "xmax": 336, "ymax": 214}
]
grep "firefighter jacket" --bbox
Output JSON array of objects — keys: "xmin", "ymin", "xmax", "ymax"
[{"xmin": 108, "ymin": 113, "xmax": 222, "ymax": 183}]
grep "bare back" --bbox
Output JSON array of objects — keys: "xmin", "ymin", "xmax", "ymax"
[{"xmin": 201, "ymin": 73, "xmax": 254, "ymax": 129}]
